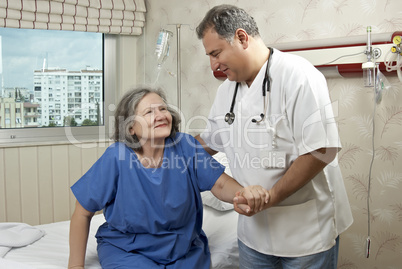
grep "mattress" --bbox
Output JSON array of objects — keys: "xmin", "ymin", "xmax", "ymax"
[{"xmin": 2, "ymin": 204, "xmax": 239, "ymax": 269}]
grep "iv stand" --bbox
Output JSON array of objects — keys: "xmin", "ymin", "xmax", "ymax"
[
  {"xmin": 176, "ymin": 24, "xmax": 181, "ymax": 112},
  {"xmin": 167, "ymin": 23, "xmax": 190, "ymax": 117}
]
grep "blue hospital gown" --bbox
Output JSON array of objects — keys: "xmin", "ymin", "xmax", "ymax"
[{"xmin": 71, "ymin": 133, "xmax": 225, "ymax": 268}]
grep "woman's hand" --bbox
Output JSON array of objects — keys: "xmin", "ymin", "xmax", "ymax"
[{"xmin": 233, "ymin": 185, "xmax": 269, "ymax": 216}]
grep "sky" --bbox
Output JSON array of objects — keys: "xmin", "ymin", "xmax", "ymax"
[{"xmin": 0, "ymin": 28, "xmax": 102, "ymax": 91}]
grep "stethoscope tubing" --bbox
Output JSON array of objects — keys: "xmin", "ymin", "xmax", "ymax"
[{"xmin": 224, "ymin": 47, "xmax": 273, "ymax": 125}]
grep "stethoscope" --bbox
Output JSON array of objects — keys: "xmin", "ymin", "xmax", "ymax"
[{"xmin": 224, "ymin": 47, "xmax": 273, "ymax": 125}]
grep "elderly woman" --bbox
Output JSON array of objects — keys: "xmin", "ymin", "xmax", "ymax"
[{"xmin": 68, "ymin": 87, "xmax": 268, "ymax": 269}]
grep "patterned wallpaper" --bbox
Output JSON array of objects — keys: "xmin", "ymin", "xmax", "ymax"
[
  {"xmin": 329, "ymin": 76, "xmax": 402, "ymax": 268},
  {"xmin": 137, "ymin": 0, "xmax": 402, "ymax": 268}
]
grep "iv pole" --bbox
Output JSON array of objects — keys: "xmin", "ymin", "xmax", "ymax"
[
  {"xmin": 176, "ymin": 24, "xmax": 181, "ymax": 111},
  {"xmin": 167, "ymin": 23, "xmax": 190, "ymax": 115}
]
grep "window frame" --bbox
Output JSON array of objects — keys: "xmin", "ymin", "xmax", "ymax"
[{"xmin": 0, "ymin": 34, "xmax": 116, "ymax": 147}]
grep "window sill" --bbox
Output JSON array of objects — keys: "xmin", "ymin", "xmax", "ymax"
[{"xmin": 0, "ymin": 137, "xmax": 113, "ymax": 149}]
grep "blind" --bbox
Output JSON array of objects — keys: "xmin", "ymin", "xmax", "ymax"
[{"xmin": 0, "ymin": 0, "xmax": 146, "ymax": 35}]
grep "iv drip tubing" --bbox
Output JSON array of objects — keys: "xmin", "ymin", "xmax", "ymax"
[
  {"xmin": 320, "ymin": 51, "xmax": 365, "ymax": 66},
  {"xmin": 366, "ymin": 68, "xmax": 378, "ymax": 258},
  {"xmin": 384, "ymin": 49, "xmax": 402, "ymax": 82},
  {"xmin": 384, "ymin": 49, "xmax": 399, "ymax": 71},
  {"xmin": 399, "ymin": 54, "xmax": 402, "ymax": 82},
  {"xmin": 397, "ymin": 53, "xmax": 402, "ymax": 82}
]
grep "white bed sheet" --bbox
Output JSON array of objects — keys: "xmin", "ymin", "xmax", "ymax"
[
  {"xmin": 2, "ymin": 214, "xmax": 103, "ymax": 269},
  {"xmin": 2, "ymin": 206, "xmax": 239, "ymax": 269}
]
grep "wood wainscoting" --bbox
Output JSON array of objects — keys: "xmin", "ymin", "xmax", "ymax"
[{"xmin": 0, "ymin": 141, "xmax": 111, "ymax": 225}]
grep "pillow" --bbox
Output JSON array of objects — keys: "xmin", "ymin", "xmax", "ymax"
[{"xmin": 201, "ymin": 191, "xmax": 234, "ymax": 211}]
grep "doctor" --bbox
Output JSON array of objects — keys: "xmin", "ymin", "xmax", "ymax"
[{"xmin": 195, "ymin": 4, "xmax": 353, "ymax": 269}]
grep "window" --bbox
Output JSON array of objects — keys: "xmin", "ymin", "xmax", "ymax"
[{"xmin": 0, "ymin": 29, "xmax": 117, "ymax": 145}]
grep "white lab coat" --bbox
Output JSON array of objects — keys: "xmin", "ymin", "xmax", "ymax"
[{"xmin": 201, "ymin": 49, "xmax": 353, "ymax": 256}]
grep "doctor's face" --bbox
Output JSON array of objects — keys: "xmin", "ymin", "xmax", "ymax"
[
  {"xmin": 202, "ymin": 28, "xmax": 247, "ymax": 83},
  {"xmin": 129, "ymin": 93, "xmax": 172, "ymax": 144}
]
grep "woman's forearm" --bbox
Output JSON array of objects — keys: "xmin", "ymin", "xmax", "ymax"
[
  {"xmin": 68, "ymin": 201, "xmax": 94, "ymax": 269},
  {"xmin": 210, "ymin": 173, "xmax": 242, "ymax": 203},
  {"xmin": 211, "ymin": 173, "xmax": 269, "ymax": 214}
]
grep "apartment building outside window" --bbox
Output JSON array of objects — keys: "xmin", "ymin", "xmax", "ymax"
[
  {"xmin": 0, "ymin": 28, "xmax": 117, "ymax": 145},
  {"xmin": 33, "ymin": 68, "xmax": 103, "ymax": 127}
]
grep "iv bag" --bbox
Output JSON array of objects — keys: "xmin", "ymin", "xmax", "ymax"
[
  {"xmin": 155, "ymin": 29, "xmax": 173, "ymax": 68},
  {"xmin": 375, "ymin": 69, "xmax": 391, "ymax": 104}
]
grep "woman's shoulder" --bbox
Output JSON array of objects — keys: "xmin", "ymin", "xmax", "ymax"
[
  {"xmin": 100, "ymin": 142, "xmax": 132, "ymax": 158},
  {"xmin": 167, "ymin": 133, "xmax": 201, "ymax": 153},
  {"xmin": 170, "ymin": 132, "xmax": 198, "ymax": 145},
  {"xmin": 105, "ymin": 141, "xmax": 126, "ymax": 150}
]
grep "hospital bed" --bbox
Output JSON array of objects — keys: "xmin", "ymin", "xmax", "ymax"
[
  {"xmin": 0, "ymin": 192, "xmax": 238, "ymax": 269},
  {"xmin": 1, "ymin": 151, "xmax": 239, "ymax": 268},
  {"xmin": 1, "ymin": 195, "xmax": 239, "ymax": 269}
]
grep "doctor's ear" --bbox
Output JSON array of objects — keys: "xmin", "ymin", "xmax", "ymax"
[{"xmin": 235, "ymin": 29, "xmax": 248, "ymax": 47}]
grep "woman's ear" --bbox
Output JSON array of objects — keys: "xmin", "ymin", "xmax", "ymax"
[
  {"xmin": 129, "ymin": 126, "xmax": 135, "ymax": 136},
  {"xmin": 235, "ymin": 28, "xmax": 249, "ymax": 48}
]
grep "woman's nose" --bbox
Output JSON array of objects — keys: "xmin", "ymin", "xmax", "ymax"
[{"xmin": 154, "ymin": 109, "xmax": 166, "ymax": 120}]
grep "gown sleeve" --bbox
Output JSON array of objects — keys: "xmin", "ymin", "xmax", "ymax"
[
  {"xmin": 182, "ymin": 134, "xmax": 225, "ymax": 192},
  {"xmin": 71, "ymin": 144, "xmax": 120, "ymax": 213}
]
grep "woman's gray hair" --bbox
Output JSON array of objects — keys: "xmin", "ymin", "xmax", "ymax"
[
  {"xmin": 196, "ymin": 5, "xmax": 260, "ymax": 42},
  {"xmin": 112, "ymin": 86, "xmax": 181, "ymax": 151}
]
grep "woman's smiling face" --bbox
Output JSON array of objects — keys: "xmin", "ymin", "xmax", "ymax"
[{"xmin": 129, "ymin": 92, "xmax": 172, "ymax": 144}]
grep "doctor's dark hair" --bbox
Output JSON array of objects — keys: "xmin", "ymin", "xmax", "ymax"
[
  {"xmin": 196, "ymin": 5, "xmax": 260, "ymax": 42},
  {"xmin": 112, "ymin": 87, "xmax": 181, "ymax": 151}
]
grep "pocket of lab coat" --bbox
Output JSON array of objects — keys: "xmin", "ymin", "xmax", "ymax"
[
  {"xmin": 266, "ymin": 199, "xmax": 323, "ymax": 256},
  {"xmin": 266, "ymin": 114, "xmax": 293, "ymax": 148}
]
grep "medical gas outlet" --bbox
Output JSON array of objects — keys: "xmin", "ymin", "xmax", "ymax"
[{"xmin": 391, "ymin": 35, "xmax": 402, "ymax": 55}]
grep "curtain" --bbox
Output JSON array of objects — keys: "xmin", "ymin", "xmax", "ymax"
[{"xmin": 0, "ymin": 0, "xmax": 146, "ymax": 35}]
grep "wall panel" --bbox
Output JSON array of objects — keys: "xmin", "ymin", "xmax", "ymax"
[
  {"xmin": 19, "ymin": 147, "xmax": 39, "ymax": 224},
  {"xmin": 68, "ymin": 144, "xmax": 83, "ymax": 217},
  {"xmin": 4, "ymin": 148, "xmax": 21, "ymax": 222},
  {"xmin": 0, "ymin": 141, "xmax": 111, "ymax": 225},
  {"xmin": 37, "ymin": 146, "xmax": 54, "ymax": 224},
  {"xmin": 0, "ymin": 149, "xmax": 6, "ymax": 221},
  {"xmin": 81, "ymin": 144, "xmax": 99, "ymax": 175},
  {"xmin": 52, "ymin": 145, "xmax": 74, "ymax": 222}
]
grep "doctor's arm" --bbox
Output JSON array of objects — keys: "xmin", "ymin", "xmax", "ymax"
[
  {"xmin": 195, "ymin": 134, "xmax": 217, "ymax": 156},
  {"xmin": 235, "ymin": 147, "xmax": 337, "ymax": 210},
  {"xmin": 68, "ymin": 200, "xmax": 95, "ymax": 269}
]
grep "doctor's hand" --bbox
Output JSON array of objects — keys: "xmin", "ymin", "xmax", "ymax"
[{"xmin": 233, "ymin": 185, "xmax": 269, "ymax": 216}]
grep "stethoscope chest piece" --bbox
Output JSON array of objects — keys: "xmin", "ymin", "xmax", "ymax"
[{"xmin": 225, "ymin": 112, "xmax": 235, "ymax": 125}]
